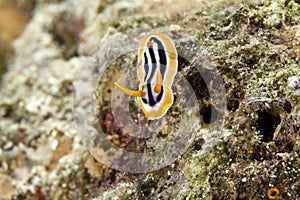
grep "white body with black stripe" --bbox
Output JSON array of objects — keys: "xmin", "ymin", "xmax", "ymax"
[{"xmin": 115, "ymin": 31, "xmax": 178, "ymax": 119}]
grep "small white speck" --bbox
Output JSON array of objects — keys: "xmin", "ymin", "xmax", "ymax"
[
  {"xmin": 26, "ymin": 102, "xmax": 39, "ymax": 114},
  {"xmin": 223, "ymin": 130, "xmax": 233, "ymax": 138},
  {"xmin": 269, "ymin": 183, "xmax": 274, "ymax": 187},
  {"xmin": 271, "ymin": 174, "xmax": 277, "ymax": 178},
  {"xmin": 167, "ymin": 170, "xmax": 171, "ymax": 176},
  {"xmin": 288, "ymin": 76, "xmax": 299, "ymax": 89},
  {"xmin": 265, "ymin": 102, "xmax": 270, "ymax": 109},
  {"xmin": 73, "ymin": 164, "xmax": 79, "ymax": 171},
  {"xmin": 250, "ymin": 37, "xmax": 259, "ymax": 46},
  {"xmin": 170, "ymin": 24, "xmax": 181, "ymax": 31},
  {"xmin": 242, "ymin": 177, "xmax": 247, "ymax": 182},
  {"xmin": 3, "ymin": 141, "xmax": 13, "ymax": 150},
  {"xmin": 50, "ymin": 139, "xmax": 59, "ymax": 151}
]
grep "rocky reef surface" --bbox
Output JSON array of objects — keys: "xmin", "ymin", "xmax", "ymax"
[{"xmin": 0, "ymin": 0, "xmax": 299, "ymax": 199}]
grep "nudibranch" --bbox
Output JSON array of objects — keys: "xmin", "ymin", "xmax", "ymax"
[{"xmin": 114, "ymin": 31, "xmax": 178, "ymax": 120}]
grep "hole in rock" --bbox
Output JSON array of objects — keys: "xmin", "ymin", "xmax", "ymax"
[{"xmin": 256, "ymin": 109, "xmax": 281, "ymax": 142}]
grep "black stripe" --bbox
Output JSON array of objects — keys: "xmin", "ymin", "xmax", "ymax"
[
  {"xmin": 142, "ymin": 98, "xmax": 148, "ymax": 104},
  {"xmin": 147, "ymin": 46, "xmax": 157, "ymax": 84},
  {"xmin": 141, "ymin": 85, "xmax": 148, "ymax": 104},
  {"xmin": 147, "ymin": 83, "xmax": 156, "ymax": 106},
  {"xmin": 150, "ymin": 37, "xmax": 167, "ymax": 80},
  {"xmin": 144, "ymin": 52, "xmax": 148, "ymax": 64},
  {"xmin": 143, "ymin": 52, "xmax": 149, "ymax": 82},
  {"xmin": 159, "ymin": 49, "xmax": 167, "ymax": 79},
  {"xmin": 156, "ymin": 86, "xmax": 164, "ymax": 103}
]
